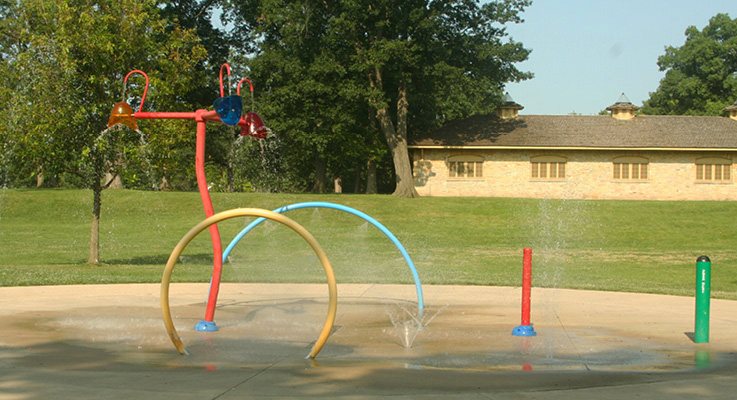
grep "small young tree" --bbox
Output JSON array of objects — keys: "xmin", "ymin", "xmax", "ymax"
[{"xmin": 1, "ymin": 0, "xmax": 207, "ymax": 263}]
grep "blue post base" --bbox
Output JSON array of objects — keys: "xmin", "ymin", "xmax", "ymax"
[
  {"xmin": 194, "ymin": 320, "xmax": 219, "ymax": 332},
  {"xmin": 512, "ymin": 324, "xmax": 537, "ymax": 336}
]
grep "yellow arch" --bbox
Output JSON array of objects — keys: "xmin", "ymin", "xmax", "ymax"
[{"xmin": 161, "ymin": 208, "xmax": 338, "ymax": 359}]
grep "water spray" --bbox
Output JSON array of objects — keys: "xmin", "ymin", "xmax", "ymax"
[
  {"xmin": 161, "ymin": 208, "xmax": 337, "ymax": 359},
  {"xmin": 221, "ymin": 201, "xmax": 425, "ymax": 311}
]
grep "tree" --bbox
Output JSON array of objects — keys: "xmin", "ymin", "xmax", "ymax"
[
  {"xmin": 159, "ymin": 1, "xmax": 246, "ymax": 193},
  {"xmin": 226, "ymin": 0, "xmax": 532, "ymax": 197},
  {"xmin": 642, "ymin": 13, "xmax": 737, "ymax": 116},
  {"xmin": 337, "ymin": 0, "xmax": 532, "ymax": 197},
  {"xmin": 228, "ymin": 0, "xmax": 372, "ymax": 193},
  {"xmin": 1, "ymin": 0, "xmax": 206, "ymax": 263}
]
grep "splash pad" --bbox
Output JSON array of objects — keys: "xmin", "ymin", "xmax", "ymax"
[
  {"xmin": 3, "ymin": 283, "xmax": 737, "ymax": 398},
  {"xmin": 85, "ymin": 65, "xmax": 737, "ymax": 397}
]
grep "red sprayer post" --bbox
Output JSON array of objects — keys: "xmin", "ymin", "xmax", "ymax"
[{"xmin": 513, "ymin": 248, "xmax": 537, "ymax": 336}]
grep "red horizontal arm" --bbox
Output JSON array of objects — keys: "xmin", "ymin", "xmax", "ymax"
[
  {"xmin": 134, "ymin": 112, "xmax": 197, "ymax": 120},
  {"xmin": 135, "ymin": 109, "xmax": 223, "ymax": 123}
]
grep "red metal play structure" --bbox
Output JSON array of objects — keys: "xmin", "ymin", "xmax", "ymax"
[{"xmin": 108, "ymin": 64, "xmax": 268, "ymax": 331}]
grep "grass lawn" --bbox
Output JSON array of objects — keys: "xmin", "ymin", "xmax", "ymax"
[{"xmin": 1, "ymin": 188, "xmax": 736, "ymax": 299}]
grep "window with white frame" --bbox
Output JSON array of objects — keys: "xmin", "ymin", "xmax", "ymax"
[
  {"xmin": 447, "ymin": 155, "xmax": 484, "ymax": 178},
  {"xmin": 531, "ymin": 156, "xmax": 566, "ymax": 180},
  {"xmin": 613, "ymin": 156, "xmax": 649, "ymax": 180},
  {"xmin": 696, "ymin": 157, "xmax": 732, "ymax": 182}
]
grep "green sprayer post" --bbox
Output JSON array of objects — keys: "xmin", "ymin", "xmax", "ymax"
[{"xmin": 695, "ymin": 255, "xmax": 711, "ymax": 343}]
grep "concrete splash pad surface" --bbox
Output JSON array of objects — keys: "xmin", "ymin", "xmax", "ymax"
[{"xmin": 1, "ymin": 283, "xmax": 737, "ymax": 399}]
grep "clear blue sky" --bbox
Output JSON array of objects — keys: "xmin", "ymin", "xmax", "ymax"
[{"xmin": 503, "ymin": 0, "xmax": 736, "ymax": 115}]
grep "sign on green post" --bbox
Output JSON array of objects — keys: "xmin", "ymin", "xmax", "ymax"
[{"xmin": 695, "ymin": 255, "xmax": 711, "ymax": 343}]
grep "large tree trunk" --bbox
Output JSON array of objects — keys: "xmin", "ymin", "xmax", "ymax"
[
  {"xmin": 312, "ymin": 156, "xmax": 327, "ymax": 193},
  {"xmin": 88, "ymin": 180, "xmax": 101, "ymax": 264},
  {"xmin": 393, "ymin": 82, "xmax": 418, "ymax": 198},
  {"xmin": 368, "ymin": 68, "xmax": 419, "ymax": 198},
  {"xmin": 376, "ymin": 106, "xmax": 418, "ymax": 198}
]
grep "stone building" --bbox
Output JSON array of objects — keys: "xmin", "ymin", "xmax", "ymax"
[{"xmin": 409, "ymin": 94, "xmax": 737, "ymax": 200}]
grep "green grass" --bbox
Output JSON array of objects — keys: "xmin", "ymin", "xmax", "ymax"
[{"xmin": 1, "ymin": 188, "xmax": 736, "ymax": 299}]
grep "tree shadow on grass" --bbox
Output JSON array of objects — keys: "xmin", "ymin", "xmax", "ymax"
[{"xmin": 103, "ymin": 253, "xmax": 215, "ymax": 266}]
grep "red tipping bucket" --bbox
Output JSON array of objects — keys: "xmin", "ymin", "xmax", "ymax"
[{"xmin": 240, "ymin": 112, "xmax": 269, "ymax": 139}]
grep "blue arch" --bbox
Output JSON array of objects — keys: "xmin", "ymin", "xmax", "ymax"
[{"xmin": 223, "ymin": 201, "xmax": 424, "ymax": 310}]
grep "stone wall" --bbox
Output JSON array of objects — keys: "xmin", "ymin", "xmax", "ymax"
[{"xmin": 412, "ymin": 149, "xmax": 737, "ymax": 200}]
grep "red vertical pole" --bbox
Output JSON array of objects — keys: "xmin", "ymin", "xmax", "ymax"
[
  {"xmin": 513, "ymin": 248, "xmax": 537, "ymax": 336},
  {"xmin": 194, "ymin": 112, "xmax": 223, "ymax": 327},
  {"xmin": 521, "ymin": 248, "xmax": 532, "ymax": 326}
]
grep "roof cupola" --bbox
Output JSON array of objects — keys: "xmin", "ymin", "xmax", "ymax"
[
  {"xmin": 606, "ymin": 93, "xmax": 640, "ymax": 120},
  {"xmin": 497, "ymin": 92, "xmax": 524, "ymax": 119}
]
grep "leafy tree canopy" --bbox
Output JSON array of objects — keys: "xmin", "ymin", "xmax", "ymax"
[
  {"xmin": 642, "ymin": 13, "xmax": 737, "ymax": 116},
  {"xmin": 0, "ymin": 0, "xmax": 208, "ymax": 187},
  {"xmin": 225, "ymin": 0, "xmax": 532, "ymax": 196}
]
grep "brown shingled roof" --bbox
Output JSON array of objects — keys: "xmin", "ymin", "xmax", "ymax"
[{"xmin": 409, "ymin": 114, "xmax": 737, "ymax": 149}]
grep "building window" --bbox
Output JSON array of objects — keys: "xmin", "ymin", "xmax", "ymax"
[
  {"xmin": 531, "ymin": 156, "xmax": 566, "ymax": 180},
  {"xmin": 696, "ymin": 157, "xmax": 731, "ymax": 182},
  {"xmin": 613, "ymin": 157, "xmax": 648, "ymax": 180},
  {"xmin": 448, "ymin": 155, "xmax": 483, "ymax": 178}
]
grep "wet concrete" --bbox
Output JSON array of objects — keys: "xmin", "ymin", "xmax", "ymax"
[{"xmin": 1, "ymin": 283, "xmax": 736, "ymax": 399}]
